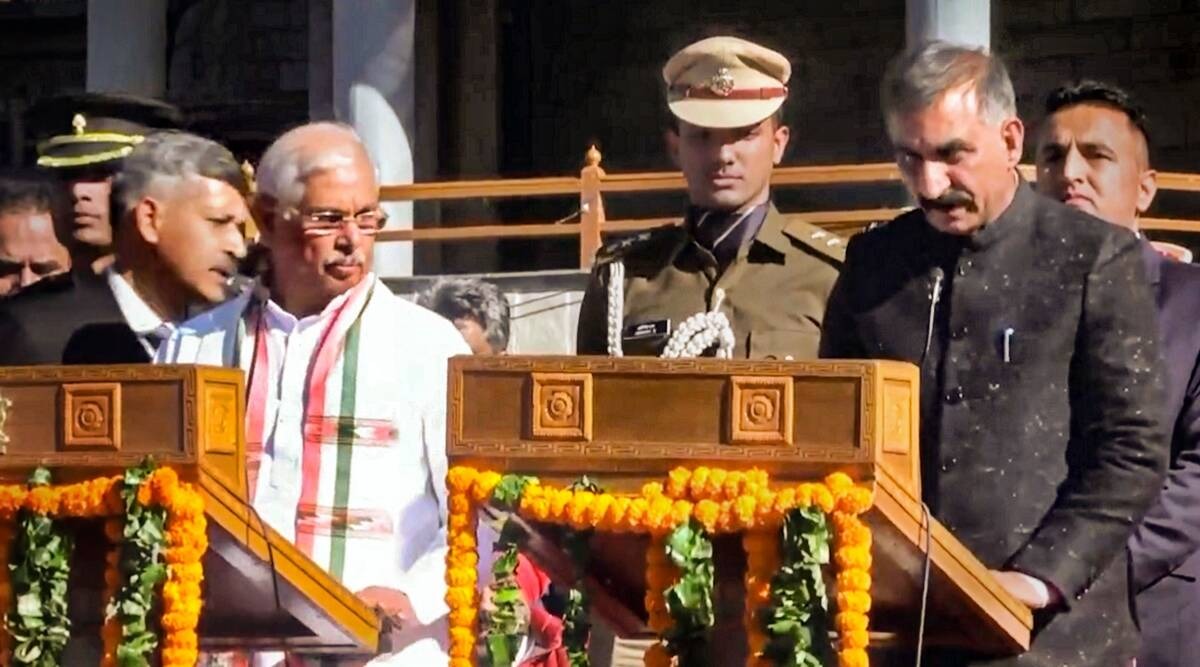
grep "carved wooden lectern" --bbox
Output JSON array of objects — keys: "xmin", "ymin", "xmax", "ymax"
[
  {"xmin": 0, "ymin": 364, "xmax": 382, "ymax": 659},
  {"xmin": 446, "ymin": 355, "xmax": 1033, "ymax": 662}
]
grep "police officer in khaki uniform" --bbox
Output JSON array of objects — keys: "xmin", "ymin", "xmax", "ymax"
[{"xmin": 576, "ymin": 36, "xmax": 843, "ymax": 360}]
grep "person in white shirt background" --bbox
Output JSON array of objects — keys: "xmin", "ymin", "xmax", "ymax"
[{"xmin": 157, "ymin": 122, "xmax": 470, "ymax": 666}]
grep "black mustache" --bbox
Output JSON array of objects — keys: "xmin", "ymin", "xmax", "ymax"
[{"xmin": 920, "ymin": 190, "xmax": 976, "ymax": 212}]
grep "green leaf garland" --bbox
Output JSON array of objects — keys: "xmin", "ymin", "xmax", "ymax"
[
  {"xmin": 761, "ymin": 507, "xmax": 833, "ymax": 667},
  {"xmin": 108, "ymin": 460, "xmax": 168, "ymax": 666},
  {"xmin": 662, "ymin": 518, "xmax": 715, "ymax": 665},
  {"xmin": 7, "ymin": 468, "xmax": 72, "ymax": 667},
  {"xmin": 484, "ymin": 522, "xmax": 525, "ymax": 667}
]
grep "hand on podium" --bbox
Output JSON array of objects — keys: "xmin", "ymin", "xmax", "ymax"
[
  {"xmin": 357, "ymin": 586, "xmax": 416, "ymax": 626},
  {"xmin": 990, "ymin": 569, "xmax": 1063, "ymax": 610}
]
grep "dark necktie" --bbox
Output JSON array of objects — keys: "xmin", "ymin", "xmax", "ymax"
[{"xmin": 690, "ymin": 204, "xmax": 769, "ymax": 269}]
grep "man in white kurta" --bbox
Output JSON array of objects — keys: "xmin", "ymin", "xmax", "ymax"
[{"xmin": 156, "ymin": 123, "xmax": 468, "ymax": 665}]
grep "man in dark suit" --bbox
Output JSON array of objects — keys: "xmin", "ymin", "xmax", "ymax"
[
  {"xmin": 1035, "ymin": 80, "xmax": 1200, "ymax": 667},
  {"xmin": 0, "ymin": 129, "xmax": 250, "ymax": 365},
  {"xmin": 820, "ymin": 42, "xmax": 1169, "ymax": 666}
]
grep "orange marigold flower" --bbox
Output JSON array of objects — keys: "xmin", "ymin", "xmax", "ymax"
[
  {"xmin": 647, "ymin": 496, "xmax": 674, "ymax": 532},
  {"xmin": 550, "ymin": 488, "xmax": 573, "ymax": 518},
  {"xmin": 446, "ymin": 466, "xmax": 477, "ymax": 494},
  {"xmin": 723, "ymin": 471, "xmax": 746, "ymax": 499},
  {"xmin": 835, "ymin": 611, "xmax": 869, "ymax": 634},
  {"xmin": 839, "ymin": 647, "xmax": 869, "ymax": 667},
  {"xmin": 837, "ymin": 590, "xmax": 872, "ymax": 614},
  {"xmin": 0, "ymin": 487, "xmax": 26, "ymax": 517},
  {"xmin": 566, "ymin": 491, "xmax": 595, "ymax": 528},
  {"xmin": 768, "ymin": 487, "xmax": 796, "ymax": 513},
  {"xmin": 445, "ymin": 587, "xmax": 475, "ymax": 608},
  {"xmin": 837, "ymin": 568, "xmax": 872, "ymax": 592},
  {"xmin": 473, "ymin": 471, "xmax": 502, "ymax": 502},
  {"xmin": 25, "ymin": 487, "xmax": 59, "ymax": 515},
  {"xmin": 824, "ymin": 471, "xmax": 854, "ymax": 493},
  {"xmin": 734, "ymin": 495, "xmax": 757, "ymax": 528},
  {"xmin": 627, "ymin": 497, "xmax": 649, "ymax": 525},
  {"xmin": 136, "ymin": 482, "xmax": 154, "ymax": 506},
  {"xmin": 746, "ymin": 468, "xmax": 769, "ymax": 490},
  {"xmin": 694, "ymin": 499, "xmax": 721, "ymax": 532},
  {"xmin": 666, "ymin": 467, "xmax": 691, "ymax": 499},
  {"xmin": 446, "ymin": 567, "xmax": 474, "ymax": 588},
  {"xmin": 448, "ymin": 494, "xmax": 471, "ymax": 515},
  {"xmin": 837, "ymin": 487, "xmax": 874, "ymax": 515},
  {"xmin": 641, "ymin": 481, "xmax": 664, "ymax": 499},
  {"xmin": 448, "ymin": 607, "xmax": 477, "ymax": 627},
  {"xmin": 669, "ymin": 499, "xmax": 693, "ymax": 526},
  {"xmin": 449, "ymin": 626, "xmax": 475, "ymax": 646},
  {"xmin": 707, "ymin": 468, "xmax": 728, "ymax": 496},
  {"xmin": 688, "ymin": 466, "xmax": 711, "ymax": 499},
  {"xmin": 812, "ymin": 485, "xmax": 836, "ymax": 514},
  {"xmin": 591, "ymin": 493, "xmax": 615, "ymax": 528},
  {"xmin": 841, "ymin": 629, "xmax": 869, "ymax": 650},
  {"xmin": 794, "ymin": 484, "xmax": 813, "ymax": 508},
  {"xmin": 835, "ymin": 547, "xmax": 873, "ymax": 571}
]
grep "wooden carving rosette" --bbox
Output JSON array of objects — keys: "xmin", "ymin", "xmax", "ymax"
[{"xmin": 444, "ymin": 356, "xmax": 1032, "ymax": 666}]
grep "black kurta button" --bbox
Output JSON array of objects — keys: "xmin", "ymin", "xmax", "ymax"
[
  {"xmin": 944, "ymin": 386, "xmax": 965, "ymax": 404},
  {"xmin": 957, "ymin": 262, "xmax": 970, "ymax": 277},
  {"xmin": 950, "ymin": 324, "xmax": 968, "ymax": 340}
]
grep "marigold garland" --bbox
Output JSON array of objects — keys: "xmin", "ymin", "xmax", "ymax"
[
  {"xmin": 152, "ymin": 468, "xmax": 208, "ymax": 667},
  {"xmin": 446, "ymin": 465, "xmax": 874, "ymax": 667},
  {"xmin": 0, "ymin": 464, "xmax": 206, "ymax": 667}
]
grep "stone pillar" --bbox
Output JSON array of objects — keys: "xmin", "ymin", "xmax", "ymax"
[
  {"xmin": 906, "ymin": 0, "xmax": 990, "ymax": 50},
  {"xmin": 86, "ymin": 0, "xmax": 166, "ymax": 96},
  {"xmin": 326, "ymin": 0, "xmax": 416, "ymax": 277}
]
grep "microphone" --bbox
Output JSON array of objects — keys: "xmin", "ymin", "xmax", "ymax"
[{"xmin": 921, "ymin": 267, "xmax": 945, "ymax": 365}]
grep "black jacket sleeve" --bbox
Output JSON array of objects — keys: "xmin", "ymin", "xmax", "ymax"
[
  {"xmin": 1128, "ymin": 359, "xmax": 1200, "ymax": 591},
  {"xmin": 1008, "ymin": 232, "xmax": 1170, "ymax": 601},
  {"xmin": 818, "ymin": 235, "xmax": 866, "ymax": 360}
]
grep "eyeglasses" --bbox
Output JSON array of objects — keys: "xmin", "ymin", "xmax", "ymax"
[{"xmin": 285, "ymin": 207, "xmax": 388, "ymax": 237}]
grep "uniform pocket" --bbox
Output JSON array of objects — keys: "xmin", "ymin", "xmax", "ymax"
[{"xmin": 749, "ymin": 329, "xmax": 819, "ymax": 360}]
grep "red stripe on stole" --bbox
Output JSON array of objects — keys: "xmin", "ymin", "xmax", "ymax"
[{"xmin": 294, "ymin": 278, "xmax": 374, "ymax": 557}]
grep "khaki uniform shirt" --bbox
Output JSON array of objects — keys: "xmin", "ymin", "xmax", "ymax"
[{"xmin": 576, "ymin": 204, "xmax": 843, "ymax": 359}]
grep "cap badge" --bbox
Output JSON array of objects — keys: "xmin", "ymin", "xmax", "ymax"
[
  {"xmin": 71, "ymin": 113, "xmax": 87, "ymax": 136},
  {"xmin": 708, "ymin": 67, "xmax": 736, "ymax": 97}
]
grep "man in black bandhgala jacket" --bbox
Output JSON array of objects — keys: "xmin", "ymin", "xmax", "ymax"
[{"xmin": 819, "ymin": 42, "xmax": 1169, "ymax": 666}]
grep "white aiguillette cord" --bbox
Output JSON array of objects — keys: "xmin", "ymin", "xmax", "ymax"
[{"xmin": 660, "ymin": 287, "xmax": 734, "ymax": 359}]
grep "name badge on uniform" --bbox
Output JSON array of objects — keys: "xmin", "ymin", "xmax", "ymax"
[{"xmin": 623, "ymin": 319, "xmax": 671, "ymax": 341}]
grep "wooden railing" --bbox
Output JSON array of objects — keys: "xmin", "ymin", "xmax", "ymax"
[{"xmin": 377, "ymin": 147, "xmax": 1200, "ymax": 270}]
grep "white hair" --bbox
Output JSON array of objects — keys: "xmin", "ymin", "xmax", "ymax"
[{"xmin": 255, "ymin": 122, "xmax": 372, "ymax": 208}]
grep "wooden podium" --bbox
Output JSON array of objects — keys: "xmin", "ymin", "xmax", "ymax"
[
  {"xmin": 0, "ymin": 364, "xmax": 383, "ymax": 659},
  {"xmin": 447, "ymin": 355, "xmax": 1033, "ymax": 660}
]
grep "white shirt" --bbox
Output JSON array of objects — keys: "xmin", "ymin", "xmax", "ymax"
[{"xmin": 106, "ymin": 268, "xmax": 174, "ymax": 356}]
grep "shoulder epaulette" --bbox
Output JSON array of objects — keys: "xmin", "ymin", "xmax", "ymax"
[
  {"xmin": 781, "ymin": 218, "xmax": 847, "ymax": 264},
  {"xmin": 593, "ymin": 223, "xmax": 681, "ymax": 265}
]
